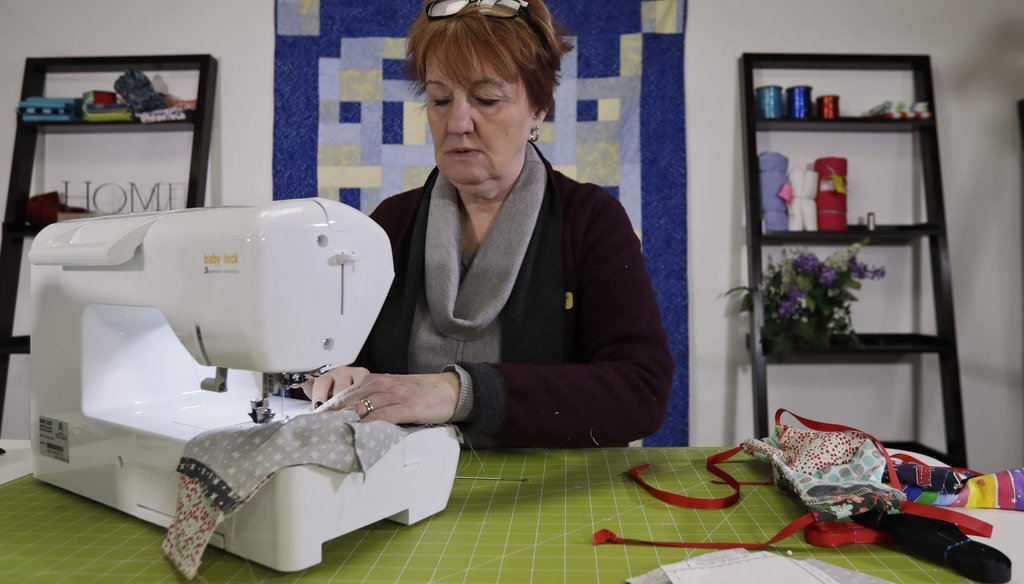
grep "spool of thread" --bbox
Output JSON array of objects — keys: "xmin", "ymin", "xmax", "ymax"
[
  {"xmin": 786, "ymin": 85, "xmax": 813, "ymax": 119},
  {"xmin": 756, "ymin": 86, "xmax": 784, "ymax": 119},
  {"xmin": 817, "ymin": 95, "xmax": 840, "ymax": 119}
]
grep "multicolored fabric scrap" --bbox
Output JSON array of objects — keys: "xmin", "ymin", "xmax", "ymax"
[
  {"xmin": 890, "ymin": 463, "xmax": 1024, "ymax": 511},
  {"xmin": 742, "ymin": 425, "xmax": 905, "ymax": 522},
  {"xmin": 884, "ymin": 461, "xmax": 976, "ymax": 495}
]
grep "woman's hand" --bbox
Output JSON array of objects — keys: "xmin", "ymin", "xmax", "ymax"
[
  {"xmin": 302, "ymin": 366, "xmax": 370, "ymax": 405},
  {"xmin": 309, "ymin": 368, "xmax": 461, "ymax": 425}
]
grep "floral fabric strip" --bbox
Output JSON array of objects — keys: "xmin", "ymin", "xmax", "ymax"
[{"xmin": 162, "ymin": 410, "xmax": 408, "ymax": 579}]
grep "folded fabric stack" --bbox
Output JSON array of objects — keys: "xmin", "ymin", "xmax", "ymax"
[
  {"xmin": 18, "ymin": 69, "xmax": 196, "ymax": 125},
  {"xmin": 81, "ymin": 90, "xmax": 134, "ymax": 122},
  {"xmin": 16, "ymin": 96, "xmax": 83, "ymax": 122},
  {"xmin": 137, "ymin": 106, "xmax": 187, "ymax": 124},
  {"xmin": 166, "ymin": 97, "xmax": 197, "ymax": 110},
  {"xmin": 112, "ymin": 68, "xmax": 195, "ymax": 123},
  {"xmin": 867, "ymin": 100, "xmax": 932, "ymax": 119},
  {"xmin": 787, "ymin": 168, "xmax": 819, "ymax": 231},
  {"xmin": 758, "ymin": 151, "xmax": 790, "ymax": 232},
  {"xmin": 115, "ymin": 67, "xmax": 167, "ymax": 114}
]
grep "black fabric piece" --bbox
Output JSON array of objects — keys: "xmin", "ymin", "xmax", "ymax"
[
  {"xmin": 176, "ymin": 457, "xmax": 242, "ymax": 512},
  {"xmin": 114, "ymin": 68, "xmax": 166, "ymax": 113},
  {"xmin": 500, "ymin": 145, "xmax": 565, "ymax": 366},
  {"xmin": 852, "ymin": 511, "xmax": 1011, "ymax": 583}
]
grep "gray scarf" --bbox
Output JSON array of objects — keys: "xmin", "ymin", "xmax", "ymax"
[{"xmin": 423, "ymin": 146, "xmax": 547, "ymax": 342}]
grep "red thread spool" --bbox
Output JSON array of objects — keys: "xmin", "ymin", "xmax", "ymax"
[{"xmin": 816, "ymin": 95, "xmax": 839, "ymax": 119}]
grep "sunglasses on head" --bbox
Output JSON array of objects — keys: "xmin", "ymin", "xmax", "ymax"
[{"xmin": 426, "ymin": 0, "xmax": 529, "ymax": 20}]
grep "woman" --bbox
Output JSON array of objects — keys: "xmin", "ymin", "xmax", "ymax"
[{"xmin": 306, "ymin": 0, "xmax": 674, "ymax": 448}]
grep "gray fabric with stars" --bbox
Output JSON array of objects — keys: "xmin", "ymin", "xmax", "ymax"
[{"xmin": 176, "ymin": 410, "xmax": 407, "ymax": 513}]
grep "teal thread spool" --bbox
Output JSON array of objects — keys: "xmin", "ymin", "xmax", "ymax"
[{"xmin": 756, "ymin": 86, "xmax": 783, "ymax": 119}]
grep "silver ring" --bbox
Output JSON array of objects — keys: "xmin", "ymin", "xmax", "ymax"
[{"xmin": 361, "ymin": 398, "xmax": 374, "ymax": 414}]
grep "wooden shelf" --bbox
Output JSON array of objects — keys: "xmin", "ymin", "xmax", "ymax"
[
  {"xmin": 2, "ymin": 223, "xmax": 43, "ymax": 239},
  {"xmin": 17, "ymin": 119, "xmax": 195, "ymax": 133},
  {"xmin": 0, "ymin": 335, "xmax": 29, "ymax": 355},
  {"xmin": 760, "ymin": 224, "xmax": 943, "ymax": 244},
  {"xmin": 759, "ymin": 333, "xmax": 952, "ymax": 357},
  {"xmin": 742, "ymin": 52, "xmax": 930, "ymax": 72},
  {"xmin": 740, "ymin": 53, "xmax": 966, "ymax": 468},
  {"xmin": 755, "ymin": 117, "xmax": 933, "ymax": 133},
  {"xmin": 752, "ymin": 333, "xmax": 953, "ymax": 360}
]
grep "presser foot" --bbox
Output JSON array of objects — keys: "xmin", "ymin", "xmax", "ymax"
[{"xmin": 248, "ymin": 397, "xmax": 275, "ymax": 424}]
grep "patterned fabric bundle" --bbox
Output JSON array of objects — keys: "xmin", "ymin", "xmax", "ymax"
[
  {"xmin": 162, "ymin": 410, "xmax": 408, "ymax": 579},
  {"xmin": 886, "ymin": 462, "xmax": 1024, "ymax": 510},
  {"xmin": 741, "ymin": 424, "xmax": 905, "ymax": 522}
]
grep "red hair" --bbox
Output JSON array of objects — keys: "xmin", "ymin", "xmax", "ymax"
[{"xmin": 406, "ymin": 0, "xmax": 574, "ymax": 115}]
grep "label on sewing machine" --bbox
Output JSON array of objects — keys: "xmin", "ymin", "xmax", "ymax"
[
  {"xmin": 38, "ymin": 416, "xmax": 70, "ymax": 463},
  {"xmin": 202, "ymin": 252, "xmax": 241, "ymax": 275}
]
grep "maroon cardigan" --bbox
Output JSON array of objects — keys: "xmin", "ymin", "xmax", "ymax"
[{"xmin": 359, "ymin": 147, "xmax": 674, "ymax": 447}]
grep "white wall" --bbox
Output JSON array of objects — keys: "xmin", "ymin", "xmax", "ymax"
[
  {"xmin": 687, "ymin": 0, "xmax": 1024, "ymax": 471},
  {"xmin": 1, "ymin": 1, "xmax": 1021, "ymax": 471}
]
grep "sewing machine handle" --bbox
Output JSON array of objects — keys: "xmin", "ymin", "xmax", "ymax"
[{"xmin": 29, "ymin": 213, "xmax": 164, "ymax": 267}]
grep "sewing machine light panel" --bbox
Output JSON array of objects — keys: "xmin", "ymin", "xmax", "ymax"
[{"xmin": 79, "ymin": 303, "xmax": 263, "ymax": 441}]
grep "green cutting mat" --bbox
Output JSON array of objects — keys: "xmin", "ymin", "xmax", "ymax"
[{"xmin": 0, "ymin": 448, "xmax": 970, "ymax": 583}]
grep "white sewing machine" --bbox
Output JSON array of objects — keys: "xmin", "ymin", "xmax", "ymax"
[{"xmin": 28, "ymin": 198, "xmax": 461, "ymax": 572}]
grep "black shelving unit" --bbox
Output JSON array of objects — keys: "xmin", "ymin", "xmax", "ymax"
[
  {"xmin": 0, "ymin": 55, "xmax": 217, "ymax": 434},
  {"xmin": 739, "ymin": 53, "xmax": 966, "ymax": 467},
  {"xmin": 1017, "ymin": 99, "xmax": 1023, "ymax": 149}
]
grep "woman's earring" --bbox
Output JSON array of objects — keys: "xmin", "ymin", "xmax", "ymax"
[{"xmin": 528, "ymin": 126, "xmax": 540, "ymax": 143}]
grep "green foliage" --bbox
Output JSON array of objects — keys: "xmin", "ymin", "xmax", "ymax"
[{"xmin": 728, "ymin": 240, "xmax": 885, "ymax": 362}]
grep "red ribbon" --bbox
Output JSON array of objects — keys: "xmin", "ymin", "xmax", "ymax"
[
  {"xmin": 594, "ymin": 408, "xmax": 993, "ymax": 549},
  {"xmin": 627, "ymin": 446, "xmax": 743, "ymax": 509},
  {"xmin": 804, "ymin": 521, "xmax": 898, "ymax": 547},
  {"xmin": 594, "ymin": 513, "xmax": 816, "ymax": 550}
]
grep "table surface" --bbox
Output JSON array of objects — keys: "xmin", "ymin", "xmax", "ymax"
[{"xmin": 0, "ymin": 443, "xmax": 1016, "ymax": 583}]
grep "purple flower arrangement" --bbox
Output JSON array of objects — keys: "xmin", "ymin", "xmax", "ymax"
[{"xmin": 730, "ymin": 240, "xmax": 885, "ymax": 361}]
